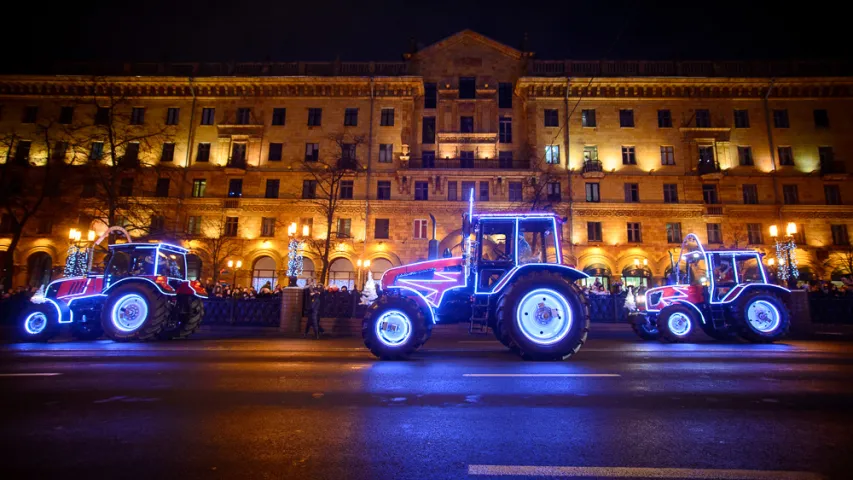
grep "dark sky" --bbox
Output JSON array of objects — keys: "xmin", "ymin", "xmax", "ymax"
[{"xmin": 7, "ymin": 0, "xmax": 848, "ymax": 72}]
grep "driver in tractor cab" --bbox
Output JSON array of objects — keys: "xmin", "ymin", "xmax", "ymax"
[
  {"xmin": 517, "ymin": 232, "xmax": 535, "ymax": 263},
  {"xmin": 714, "ymin": 260, "xmax": 735, "ymax": 296},
  {"xmin": 132, "ymin": 255, "xmax": 155, "ymax": 276}
]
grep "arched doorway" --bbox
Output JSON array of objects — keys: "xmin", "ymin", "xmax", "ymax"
[
  {"xmin": 186, "ymin": 254, "xmax": 202, "ymax": 281},
  {"xmin": 27, "ymin": 252, "xmax": 53, "ymax": 288},
  {"xmin": 328, "ymin": 258, "xmax": 354, "ymax": 289},
  {"xmin": 298, "ymin": 258, "xmax": 316, "ymax": 287},
  {"xmin": 581, "ymin": 263, "xmax": 611, "ymax": 290},
  {"xmin": 369, "ymin": 258, "xmax": 394, "ymax": 287},
  {"xmin": 622, "ymin": 265, "xmax": 652, "ymax": 288},
  {"xmin": 252, "ymin": 256, "xmax": 277, "ymax": 291}
]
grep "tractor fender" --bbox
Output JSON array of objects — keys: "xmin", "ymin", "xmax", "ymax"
[
  {"xmin": 668, "ymin": 300, "xmax": 708, "ymax": 325},
  {"xmin": 722, "ymin": 283, "xmax": 791, "ymax": 304},
  {"xmin": 491, "ymin": 264, "xmax": 588, "ymax": 295},
  {"xmin": 382, "ymin": 287, "xmax": 436, "ymax": 324},
  {"xmin": 102, "ymin": 277, "xmax": 177, "ymax": 298}
]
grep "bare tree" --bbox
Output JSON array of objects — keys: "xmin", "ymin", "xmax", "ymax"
[
  {"xmin": 301, "ymin": 133, "xmax": 365, "ymax": 284},
  {"xmin": 826, "ymin": 242, "xmax": 853, "ymax": 280},
  {"xmin": 726, "ymin": 224, "xmax": 748, "ymax": 249},
  {"xmin": 510, "ymin": 142, "xmax": 563, "ymax": 212},
  {"xmin": 185, "ymin": 215, "xmax": 244, "ymax": 285}
]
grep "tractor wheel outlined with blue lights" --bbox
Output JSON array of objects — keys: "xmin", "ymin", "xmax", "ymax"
[
  {"xmin": 732, "ymin": 292, "xmax": 790, "ymax": 343},
  {"xmin": 100, "ymin": 283, "xmax": 170, "ymax": 342},
  {"xmin": 363, "ymin": 295, "xmax": 428, "ymax": 360},
  {"xmin": 496, "ymin": 271, "xmax": 589, "ymax": 361},
  {"xmin": 17, "ymin": 304, "xmax": 59, "ymax": 342},
  {"xmin": 657, "ymin": 304, "xmax": 698, "ymax": 343}
]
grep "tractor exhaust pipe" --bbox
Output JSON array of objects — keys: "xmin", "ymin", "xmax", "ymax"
[{"xmin": 428, "ymin": 214, "xmax": 439, "ymax": 260}]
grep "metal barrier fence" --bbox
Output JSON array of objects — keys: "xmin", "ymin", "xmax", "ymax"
[
  {"xmin": 808, "ymin": 295, "xmax": 853, "ymax": 324},
  {"xmin": 202, "ymin": 297, "xmax": 281, "ymax": 326},
  {"xmin": 302, "ymin": 291, "xmax": 367, "ymax": 319},
  {"xmin": 586, "ymin": 293, "xmax": 628, "ymax": 323}
]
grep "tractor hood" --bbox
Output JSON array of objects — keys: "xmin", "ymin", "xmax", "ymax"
[{"xmin": 381, "ymin": 257, "xmax": 464, "ymax": 290}]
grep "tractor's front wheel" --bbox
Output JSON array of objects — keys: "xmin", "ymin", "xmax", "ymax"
[
  {"xmin": 496, "ymin": 272, "xmax": 589, "ymax": 361},
  {"xmin": 363, "ymin": 296, "xmax": 428, "ymax": 360},
  {"xmin": 734, "ymin": 292, "xmax": 790, "ymax": 343},
  {"xmin": 657, "ymin": 304, "xmax": 698, "ymax": 343},
  {"xmin": 18, "ymin": 304, "xmax": 59, "ymax": 342},
  {"xmin": 101, "ymin": 284, "xmax": 170, "ymax": 341}
]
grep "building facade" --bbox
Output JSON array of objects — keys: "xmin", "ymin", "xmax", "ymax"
[{"xmin": 2, "ymin": 30, "xmax": 852, "ymax": 290}]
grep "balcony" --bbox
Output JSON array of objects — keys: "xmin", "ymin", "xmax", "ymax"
[
  {"xmin": 436, "ymin": 132, "xmax": 498, "ymax": 145},
  {"xmin": 697, "ymin": 160, "xmax": 722, "ymax": 179},
  {"xmin": 820, "ymin": 161, "xmax": 848, "ymax": 180},
  {"xmin": 406, "ymin": 157, "xmax": 530, "ymax": 170},
  {"xmin": 223, "ymin": 199, "xmax": 240, "ymax": 209},
  {"xmin": 704, "ymin": 205, "xmax": 724, "ymax": 216},
  {"xmin": 226, "ymin": 158, "xmax": 247, "ymax": 171},
  {"xmin": 581, "ymin": 160, "xmax": 604, "ymax": 179},
  {"xmin": 337, "ymin": 158, "xmax": 360, "ymax": 171}
]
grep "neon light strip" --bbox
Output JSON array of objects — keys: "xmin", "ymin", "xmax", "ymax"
[
  {"xmin": 385, "ymin": 286, "xmax": 437, "ymax": 324},
  {"xmin": 103, "ymin": 277, "xmax": 177, "ymax": 296},
  {"xmin": 44, "ymin": 298, "xmax": 66, "ymax": 324}
]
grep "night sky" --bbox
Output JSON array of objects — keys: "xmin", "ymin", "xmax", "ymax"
[{"xmin": 6, "ymin": 0, "xmax": 848, "ymax": 73}]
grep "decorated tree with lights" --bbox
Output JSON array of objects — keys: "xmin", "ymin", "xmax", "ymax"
[
  {"xmin": 286, "ymin": 238, "xmax": 304, "ymax": 280},
  {"xmin": 64, "ymin": 245, "xmax": 90, "ymax": 277},
  {"xmin": 360, "ymin": 270, "xmax": 378, "ymax": 305}
]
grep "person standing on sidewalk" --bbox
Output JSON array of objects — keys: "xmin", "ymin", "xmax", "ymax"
[{"xmin": 304, "ymin": 285, "xmax": 324, "ymax": 339}]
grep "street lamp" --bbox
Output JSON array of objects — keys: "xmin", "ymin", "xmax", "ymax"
[
  {"xmin": 356, "ymin": 259, "xmax": 371, "ymax": 290},
  {"xmin": 227, "ymin": 259, "xmax": 242, "ymax": 287},
  {"xmin": 769, "ymin": 222, "xmax": 798, "ymax": 288}
]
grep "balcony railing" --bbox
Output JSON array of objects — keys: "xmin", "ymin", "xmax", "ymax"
[
  {"xmin": 227, "ymin": 158, "xmax": 247, "ymax": 169},
  {"xmin": 582, "ymin": 160, "xmax": 603, "ymax": 173},
  {"xmin": 697, "ymin": 160, "xmax": 721, "ymax": 176},
  {"xmin": 407, "ymin": 158, "xmax": 530, "ymax": 170},
  {"xmin": 821, "ymin": 161, "xmax": 847, "ymax": 176}
]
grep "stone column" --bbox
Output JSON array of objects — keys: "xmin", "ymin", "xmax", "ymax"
[{"xmin": 279, "ymin": 287, "xmax": 306, "ymax": 335}]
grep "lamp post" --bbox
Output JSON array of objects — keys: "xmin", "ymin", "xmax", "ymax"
[
  {"xmin": 227, "ymin": 259, "xmax": 242, "ymax": 287},
  {"xmin": 286, "ymin": 222, "xmax": 308, "ymax": 287},
  {"xmin": 356, "ymin": 258, "xmax": 371, "ymax": 290},
  {"xmin": 769, "ymin": 222, "xmax": 798, "ymax": 288}
]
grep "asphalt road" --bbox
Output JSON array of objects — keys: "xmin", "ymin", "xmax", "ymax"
[{"xmin": 1, "ymin": 325, "xmax": 852, "ymax": 480}]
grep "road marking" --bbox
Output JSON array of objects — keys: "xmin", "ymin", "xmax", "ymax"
[
  {"xmin": 0, "ymin": 373, "xmax": 62, "ymax": 377},
  {"xmin": 467, "ymin": 465, "xmax": 823, "ymax": 479},
  {"xmin": 463, "ymin": 373, "xmax": 620, "ymax": 378}
]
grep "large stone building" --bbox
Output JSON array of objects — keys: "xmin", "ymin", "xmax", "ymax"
[{"xmin": 1, "ymin": 30, "xmax": 852, "ymax": 290}]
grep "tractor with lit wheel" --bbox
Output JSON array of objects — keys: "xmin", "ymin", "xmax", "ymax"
[
  {"xmin": 363, "ymin": 193, "xmax": 590, "ymax": 361},
  {"xmin": 627, "ymin": 233, "xmax": 791, "ymax": 343},
  {"xmin": 18, "ymin": 229, "xmax": 207, "ymax": 342}
]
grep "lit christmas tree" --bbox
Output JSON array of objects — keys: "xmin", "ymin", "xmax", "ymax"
[
  {"xmin": 624, "ymin": 286, "xmax": 637, "ymax": 311},
  {"xmin": 64, "ymin": 246, "xmax": 89, "ymax": 277},
  {"xmin": 286, "ymin": 239, "xmax": 304, "ymax": 278},
  {"xmin": 360, "ymin": 270, "xmax": 378, "ymax": 305}
]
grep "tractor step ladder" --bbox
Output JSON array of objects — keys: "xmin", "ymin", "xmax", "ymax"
[
  {"xmin": 709, "ymin": 305, "xmax": 727, "ymax": 330},
  {"xmin": 469, "ymin": 295, "xmax": 490, "ymax": 334}
]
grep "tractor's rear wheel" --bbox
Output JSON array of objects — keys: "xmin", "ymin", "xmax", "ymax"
[
  {"xmin": 733, "ymin": 292, "xmax": 790, "ymax": 343},
  {"xmin": 363, "ymin": 295, "xmax": 428, "ymax": 360},
  {"xmin": 101, "ymin": 284, "xmax": 170, "ymax": 341},
  {"xmin": 158, "ymin": 297, "xmax": 205, "ymax": 340},
  {"xmin": 493, "ymin": 318, "xmax": 512, "ymax": 349},
  {"xmin": 657, "ymin": 304, "xmax": 698, "ymax": 343},
  {"xmin": 496, "ymin": 272, "xmax": 589, "ymax": 361},
  {"xmin": 17, "ymin": 304, "xmax": 59, "ymax": 343}
]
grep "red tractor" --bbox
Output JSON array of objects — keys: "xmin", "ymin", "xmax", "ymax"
[
  {"xmin": 628, "ymin": 233, "xmax": 791, "ymax": 343},
  {"xmin": 363, "ymin": 195, "xmax": 590, "ymax": 360},
  {"xmin": 18, "ymin": 241, "xmax": 207, "ymax": 342}
]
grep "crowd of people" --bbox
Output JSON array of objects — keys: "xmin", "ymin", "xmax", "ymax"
[
  {"xmin": 204, "ymin": 281, "xmax": 284, "ymax": 300},
  {"xmin": 803, "ymin": 277, "xmax": 853, "ymax": 297}
]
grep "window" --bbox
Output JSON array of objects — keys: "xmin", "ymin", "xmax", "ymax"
[
  {"xmin": 119, "ymin": 178, "xmax": 134, "ymax": 196},
  {"xmin": 479, "ymin": 181, "xmax": 489, "ymax": 201},
  {"xmin": 624, "ymin": 183, "xmax": 640, "ymax": 203},
  {"xmin": 377, "ymin": 181, "xmax": 391, "ymax": 200},
  {"xmin": 302, "ymin": 180, "xmax": 317, "ymax": 199},
  {"xmin": 544, "ymin": 109, "xmax": 559, "ymax": 127},
  {"xmin": 621, "ymin": 146, "xmax": 636, "ymax": 165},
  {"xmin": 831, "ymin": 225, "xmax": 849, "ymax": 246},
  {"xmin": 13, "ymin": 140, "xmax": 31, "ymax": 165},
  {"xmin": 460, "ymin": 151, "xmax": 474, "ymax": 168},
  {"xmin": 627, "ymin": 222, "xmax": 642, "ymax": 243},
  {"xmin": 341, "ymin": 143, "xmax": 358, "ymax": 164},
  {"xmin": 462, "ymin": 181, "xmax": 476, "ymax": 201},
  {"xmin": 814, "ymin": 109, "xmax": 829, "ymax": 128},
  {"xmin": 413, "ymin": 219, "xmax": 428, "ymax": 239},
  {"xmin": 509, "ymin": 182, "xmax": 523, "ymax": 202},
  {"xmin": 742, "ymin": 184, "xmax": 758, "ymax": 204},
  {"xmin": 307, "ymin": 108, "xmax": 322, "ymax": 126},
  {"xmin": 265, "ymin": 179, "xmax": 280, "ymax": 199},
  {"xmin": 192, "ymin": 179, "xmax": 206, "ymax": 198},
  {"xmin": 581, "ymin": 109, "xmax": 596, "ymax": 127},
  {"xmin": 155, "ymin": 178, "xmax": 170, "ymax": 197},
  {"xmin": 196, "ymin": 143, "xmax": 211, "ymax": 162},
  {"xmin": 304, "ymin": 143, "xmax": 319, "ymax": 162},
  {"xmin": 663, "ymin": 184, "xmax": 679, "ymax": 203},
  {"xmin": 707, "ymin": 223, "xmax": 722, "ymax": 244},
  {"xmin": 51, "ymin": 141, "xmax": 68, "ymax": 163},
  {"xmin": 22, "ymin": 106, "xmax": 38, "ymax": 123},
  {"xmin": 339, "ymin": 180, "xmax": 354, "ymax": 199},
  {"xmin": 499, "ymin": 116, "xmax": 512, "ymax": 143},
  {"xmin": 498, "ymin": 151, "xmax": 513, "ymax": 168},
  {"xmin": 230, "ymin": 143, "xmax": 246, "ymax": 166},
  {"xmin": 546, "ymin": 182, "xmax": 561, "ymax": 202},
  {"xmin": 337, "ymin": 107, "xmax": 356, "ymax": 127},
  {"xmin": 414, "ymin": 181, "xmax": 429, "ymax": 201},
  {"xmin": 224, "ymin": 217, "xmax": 239, "ymax": 237},
  {"xmin": 149, "ymin": 215, "xmax": 165, "ymax": 233},
  {"xmin": 587, "ymin": 222, "xmax": 603, "ymax": 242},
  {"xmin": 235, "ymin": 108, "xmax": 250, "ymax": 125},
  {"xmin": 268, "ymin": 143, "xmax": 283, "ymax": 161},
  {"xmin": 660, "ymin": 146, "xmax": 675, "ymax": 165},
  {"xmin": 378, "ymin": 144, "xmax": 393, "ymax": 163},
  {"xmin": 422, "ymin": 150, "xmax": 435, "ymax": 168},
  {"xmin": 129, "ymin": 107, "xmax": 145, "ymax": 125},
  {"xmin": 702, "ymin": 184, "xmax": 719, "ymax": 204},
  {"xmin": 124, "ymin": 142, "xmax": 139, "ymax": 165},
  {"xmin": 422, "ymin": 116, "xmax": 436, "ymax": 144},
  {"xmin": 95, "ymin": 107, "xmax": 110, "ymax": 125},
  {"xmin": 90, "ymin": 141, "xmax": 104, "ymax": 161},
  {"xmin": 228, "ymin": 179, "xmax": 243, "ymax": 198},
  {"xmin": 447, "ymin": 181, "xmax": 458, "ymax": 201},
  {"xmin": 59, "ymin": 106, "xmax": 74, "ymax": 125},
  {"xmin": 699, "ymin": 146, "xmax": 715, "ymax": 166},
  {"xmin": 380, "ymin": 108, "xmax": 395, "ymax": 126},
  {"xmin": 583, "ymin": 146, "xmax": 598, "ymax": 162},
  {"xmin": 498, "ymin": 83, "xmax": 513, "ymax": 108},
  {"xmin": 818, "ymin": 146, "xmax": 834, "ymax": 165},
  {"xmin": 545, "ymin": 145, "xmax": 560, "ymax": 164},
  {"xmin": 261, "ymin": 218, "xmax": 276, "ymax": 237},
  {"xmin": 37, "ymin": 217, "xmax": 53, "ymax": 235},
  {"xmin": 657, "ymin": 109, "xmax": 672, "ymax": 128},
  {"xmin": 737, "ymin": 146, "xmax": 753, "ymax": 166},
  {"xmin": 619, "ymin": 109, "xmax": 634, "ymax": 127},
  {"xmin": 695, "ymin": 109, "xmax": 710, "ymax": 128},
  {"xmin": 186, "ymin": 216, "xmax": 201, "ymax": 235},
  {"xmin": 825, "ymin": 185, "xmax": 842, "ymax": 205},
  {"xmin": 160, "ymin": 142, "xmax": 175, "ymax": 162},
  {"xmin": 201, "ymin": 108, "xmax": 215, "ymax": 125},
  {"xmin": 336, "ymin": 218, "xmax": 352, "ymax": 238},
  {"xmin": 666, "ymin": 223, "xmax": 682, "ymax": 244},
  {"xmin": 778, "ymin": 146, "xmax": 794, "ymax": 166},
  {"xmin": 747, "ymin": 224, "xmax": 763, "ymax": 244},
  {"xmin": 300, "ymin": 218, "xmax": 314, "ymax": 236},
  {"xmin": 585, "ymin": 183, "xmax": 600, "ymax": 202},
  {"xmin": 424, "ymin": 83, "xmax": 437, "ymax": 109},
  {"xmin": 460, "ymin": 116, "xmax": 474, "ymax": 133},
  {"xmin": 166, "ymin": 107, "xmax": 180, "ymax": 125},
  {"xmin": 271, "ymin": 107, "xmax": 286, "ymax": 126},
  {"xmin": 783, "ymin": 185, "xmax": 799, "ymax": 204},
  {"xmin": 773, "ymin": 109, "xmax": 789, "ymax": 128},
  {"xmin": 459, "ymin": 77, "xmax": 476, "ymax": 99},
  {"xmin": 734, "ymin": 109, "xmax": 750, "ymax": 128},
  {"xmin": 374, "ymin": 219, "xmax": 390, "ymax": 239}
]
